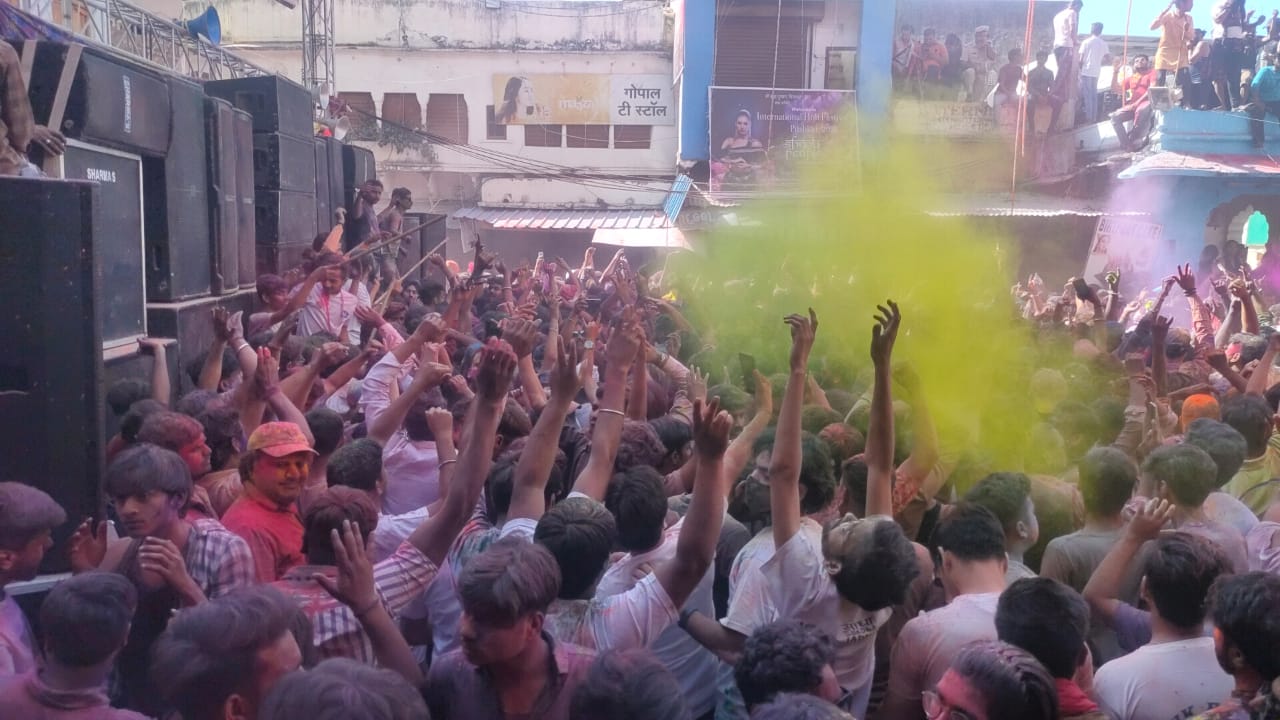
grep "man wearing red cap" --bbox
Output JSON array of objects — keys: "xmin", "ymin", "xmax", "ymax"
[{"xmin": 221, "ymin": 422, "xmax": 317, "ymax": 583}]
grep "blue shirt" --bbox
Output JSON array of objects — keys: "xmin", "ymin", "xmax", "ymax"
[{"xmin": 1252, "ymin": 65, "xmax": 1280, "ymax": 103}]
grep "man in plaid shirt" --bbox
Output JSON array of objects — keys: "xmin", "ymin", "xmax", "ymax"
[
  {"xmin": 273, "ymin": 340, "xmax": 517, "ymax": 664},
  {"xmin": 0, "ymin": 40, "xmax": 65, "ymax": 175}
]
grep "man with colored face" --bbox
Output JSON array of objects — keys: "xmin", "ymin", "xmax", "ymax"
[
  {"xmin": 296, "ymin": 251, "xmax": 361, "ymax": 344},
  {"xmin": 221, "ymin": 422, "xmax": 317, "ymax": 583}
]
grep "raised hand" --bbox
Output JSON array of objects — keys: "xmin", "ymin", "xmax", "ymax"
[
  {"xmin": 689, "ymin": 366, "xmax": 708, "ymax": 404},
  {"xmin": 414, "ymin": 362, "xmax": 453, "ymax": 389},
  {"xmin": 1150, "ymin": 315, "xmax": 1173, "ymax": 343},
  {"xmin": 412, "ymin": 313, "xmax": 445, "ymax": 343},
  {"xmin": 784, "ymin": 308, "xmax": 819, "ymax": 373},
  {"xmin": 752, "ymin": 370, "xmax": 773, "ymax": 418},
  {"xmin": 424, "ymin": 407, "xmax": 454, "ymax": 442},
  {"xmin": 549, "ymin": 335, "xmax": 589, "ymax": 400},
  {"xmin": 312, "ymin": 520, "xmax": 379, "ymax": 614},
  {"xmin": 255, "ymin": 347, "xmax": 282, "ymax": 396},
  {"xmin": 606, "ymin": 310, "xmax": 644, "ymax": 367},
  {"xmin": 428, "ymin": 253, "xmax": 446, "ymax": 269},
  {"xmin": 137, "ymin": 337, "xmax": 166, "ymax": 356},
  {"xmin": 68, "ymin": 518, "xmax": 107, "ymax": 572},
  {"xmin": 870, "ymin": 300, "xmax": 900, "ymax": 367},
  {"xmin": 212, "ymin": 307, "xmax": 235, "ymax": 343},
  {"xmin": 499, "ymin": 318, "xmax": 539, "ymax": 359},
  {"xmin": 1173, "ymin": 263, "xmax": 1196, "ymax": 294},
  {"xmin": 692, "ymin": 397, "xmax": 733, "ymax": 459},
  {"xmin": 475, "ymin": 339, "xmax": 518, "ymax": 403},
  {"xmin": 1126, "ymin": 497, "xmax": 1175, "ymax": 542},
  {"xmin": 354, "ymin": 305, "xmax": 384, "ymax": 328}
]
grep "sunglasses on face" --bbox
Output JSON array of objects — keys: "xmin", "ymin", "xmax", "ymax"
[{"xmin": 923, "ymin": 690, "xmax": 976, "ymax": 720}]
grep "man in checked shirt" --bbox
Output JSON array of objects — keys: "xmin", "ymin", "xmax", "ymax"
[
  {"xmin": 0, "ymin": 40, "xmax": 65, "ymax": 176},
  {"xmin": 272, "ymin": 339, "xmax": 517, "ymax": 663}
]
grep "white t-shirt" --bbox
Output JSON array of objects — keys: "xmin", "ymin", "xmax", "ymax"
[
  {"xmin": 343, "ymin": 279, "xmax": 372, "ymax": 346},
  {"xmin": 0, "ymin": 596, "xmax": 35, "ymax": 676},
  {"xmin": 1093, "ymin": 637, "xmax": 1233, "ymax": 720},
  {"xmin": 545, "ymin": 572, "xmax": 678, "ymax": 652},
  {"xmin": 596, "ymin": 517, "xmax": 719, "ymax": 717},
  {"xmin": 762, "ymin": 524, "xmax": 892, "ymax": 719},
  {"xmin": 885, "ymin": 592, "xmax": 1001, "ymax": 710},
  {"xmin": 371, "ymin": 507, "xmax": 430, "ymax": 563},
  {"xmin": 1079, "ymin": 34, "xmax": 1111, "ymax": 77},
  {"xmin": 1054, "ymin": 8, "xmax": 1079, "ymax": 48},
  {"xmin": 296, "ymin": 285, "xmax": 360, "ymax": 342}
]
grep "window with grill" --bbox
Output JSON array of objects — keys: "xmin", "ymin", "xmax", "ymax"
[
  {"xmin": 524, "ymin": 124, "xmax": 564, "ymax": 147},
  {"xmin": 566, "ymin": 125, "xmax": 610, "ymax": 148},
  {"xmin": 381, "ymin": 93, "xmax": 422, "ymax": 129},
  {"xmin": 425, "ymin": 94, "xmax": 469, "ymax": 144},
  {"xmin": 613, "ymin": 125, "xmax": 652, "ymax": 149},
  {"xmin": 336, "ymin": 91, "xmax": 376, "ymax": 139},
  {"xmin": 485, "ymin": 106, "xmax": 507, "ymax": 140}
]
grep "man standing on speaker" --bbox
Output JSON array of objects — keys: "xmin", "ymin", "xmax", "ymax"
[
  {"xmin": 0, "ymin": 40, "xmax": 65, "ymax": 177},
  {"xmin": 377, "ymin": 187, "xmax": 413, "ymax": 277},
  {"xmin": 345, "ymin": 178, "xmax": 384, "ymax": 253}
]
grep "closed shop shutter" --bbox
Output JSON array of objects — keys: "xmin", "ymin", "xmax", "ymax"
[{"xmin": 714, "ymin": 14, "xmax": 811, "ymax": 88}]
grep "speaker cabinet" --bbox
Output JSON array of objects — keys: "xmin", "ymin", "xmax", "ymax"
[
  {"xmin": 0, "ymin": 177, "xmax": 104, "ymax": 561},
  {"xmin": 314, "ymin": 137, "xmax": 332, "ymax": 237},
  {"xmin": 204, "ymin": 75, "xmax": 314, "ymax": 140},
  {"xmin": 143, "ymin": 76, "xmax": 211, "ymax": 301},
  {"xmin": 232, "ymin": 109, "xmax": 258, "ymax": 287},
  {"xmin": 255, "ymin": 189, "xmax": 317, "ymax": 248},
  {"xmin": 252, "ymin": 132, "xmax": 317, "ymax": 193},
  {"xmin": 206, "ymin": 97, "xmax": 240, "ymax": 295},
  {"xmin": 22, "ymin": 41, "xmax": 171, "ymax": 157}
]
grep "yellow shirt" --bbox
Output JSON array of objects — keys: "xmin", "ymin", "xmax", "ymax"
[
  {"xmin": 1224, "ymin": 436, "xmax": 1280, "ymax": 516},
  {"xmin": 1155, "ymin": 12, "xmax": 1194, "ymax": 71}
]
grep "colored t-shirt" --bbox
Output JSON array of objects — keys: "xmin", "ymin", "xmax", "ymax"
[
  {"xmin": 1253, "ymin": 66, "xmax": 1280, "ymax": 104},
  {"xmin": 1155, "ymin": 12, "xmax": 1194, "ymax": 71},
  {"xmin": 885, "ymin": 592, "xmax": 1001, "ymax": 711},
  {"xmin": 221, "ymin": 494, "xmax": 305, "ymax": 583}
]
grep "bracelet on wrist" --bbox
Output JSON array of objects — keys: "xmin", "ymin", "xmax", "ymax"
[
  {"xmin": 438, "ymin": 458, "xmax": 458, "ymax": 468},
  {"xmin": 598, "ymin": 408, "xmax": 626, "ymax": 418}
]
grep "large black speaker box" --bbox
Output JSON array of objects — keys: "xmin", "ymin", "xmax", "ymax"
[
  {"xmin": 233, "ymin": 109, "xmax": 257, "ymax": 287},
  {"xmin": 402, "ymin": 213, "xmax": 448, "ymax": 283},
  {"xmin": 143, "ymin": 76, "xmax": 211, "ymax": 301},
  {"xmin": 21, "ymin": 41, "xmax": 171, "ymax": 157},
  {"xmin": 256, "ymin": 243, "xmax": 312, "ymax": 277},
  {"xmin": 0, "ymin": 177, "xmax": 104, "ymax": 560},
  {"xmin": 256, "ymin": 189, "xmax": 317, "ymax": 248},
  {"xmin": 206, "ymin": 97, "xmax": 240, "ymax": 295},
  {"xmin": 204, "ymin": 75, "xmax": 314, "ymax": 140},
  {"xmin": 252, "ymin": 132, "xmax": 316, "ymax": 193},
  {"xmin": 146, "ymin": 291, "xmax": 255, "ymax": 381},
  {"xmin": 314, "ymin": 138, "xmax": 332, "ymax": 236},
  {"xmin": 341, "ymin": 144, "xmax": 375, "ymax": 191}
]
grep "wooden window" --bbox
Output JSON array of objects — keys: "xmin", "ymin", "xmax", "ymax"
[
  {"xmin": 425, "ymin": 94, "xmax": 469, "ymax": 144},
  {"xmin": 524, "ymin": 124, "xmax": 564, "ymax": 147},
  {"xmin": 381, "ymin": 93, "xmax": 422, "ymax": 129},
  {"xmin": 566, "ymin": 125, "xmax": 610, "ymax": 148},
  {"xmin": 485, "ymin": 106, "xmax": 507, "ymax": 140},
  {"xmin": 613, "ymin": 125, "xmax": 652, "ymax": 149}
]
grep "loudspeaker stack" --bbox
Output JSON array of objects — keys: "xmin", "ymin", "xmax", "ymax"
[{"xmin": 206, "ymin": 75, "xmax": 318, "ymax": 275}]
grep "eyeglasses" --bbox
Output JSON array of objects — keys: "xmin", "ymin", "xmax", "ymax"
[{"xmin": 923, "ymin": 690, "xmax": 977, "ymax": 720}]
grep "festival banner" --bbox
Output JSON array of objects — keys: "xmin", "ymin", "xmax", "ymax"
[
  {"xmin": 490, "ymin": 74, "xmax": 674, "ymax": 125},
  {"xmin": 1082, "ymin": 216, "xmax": 1166, "ymax": 294},
  {"xmin": 707, "ymin": 86, "xmax": 855, "ymax": 195}
]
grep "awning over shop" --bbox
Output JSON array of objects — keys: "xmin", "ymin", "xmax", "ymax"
[
  {"xmin": 452, "ymin": 206, "xmax": 669, "ymax": 230},
  {"xmin": 928, "ymin": 193, "xmax": 1149, "ymax": 218},
  {"xmin": 592, "ymin": 227, "xmax": 690, "ymax": 249},
  {"xmin": 1119, "ymin": 152, "xmax": 1280, "ymax": 179}
]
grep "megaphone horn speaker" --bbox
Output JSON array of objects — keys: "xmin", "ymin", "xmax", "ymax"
[{"xmin": 183, "ymin": 7, "xmax": 221, "ymax": 45}]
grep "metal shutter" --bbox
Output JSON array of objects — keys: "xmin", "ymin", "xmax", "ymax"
[{"xmin": 714, "ymin": 14, "xmax": 811, "ymax": 89}]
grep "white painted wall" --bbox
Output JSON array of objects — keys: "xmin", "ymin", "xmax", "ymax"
[
  {"xmin": 215, "ymin": 0, "xmax": 676, "ymax": 209},
  {"xmin": 809, "ymin": 0, "xmax": 863, "ymax": 90}
]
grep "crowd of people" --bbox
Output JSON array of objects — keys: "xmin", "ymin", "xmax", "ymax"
[
  {"xmin": 3, "ymin": 182, "xmax": 1280, "ymax": 720},
  {"xmin": 892, "ymin": 0, "xmax": 1280, "ymax": 151}
]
